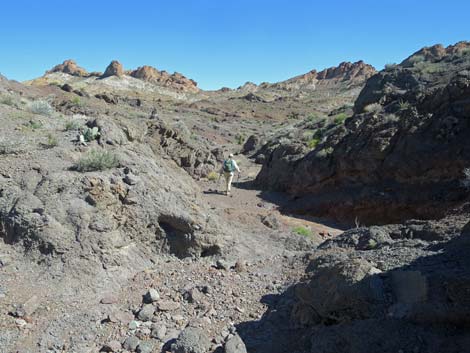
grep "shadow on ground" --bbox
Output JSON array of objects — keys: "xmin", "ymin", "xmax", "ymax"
[{"xmin": 234, "ymin": 221, "xmax": 470, "ymax": 353}]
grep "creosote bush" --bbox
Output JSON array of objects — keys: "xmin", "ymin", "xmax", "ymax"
[
  {"xmin": 64, "ymin": 120, "xmax": 81, "ymax": 131},
  {"xmin": 75, "ymin": 149, "xmax": 119, "ymax": 172},
  {"xmin": 29, "ymin": 100, "xmax": 54, "ymax": 116},
  {"xmin": 292, "ymin": 226, "xmax": 312, "ymax": 237},
  {"xmin": 207, "ymin": 171, "xmax": 219, "ymax": 181},
  {"xmin": 45, "ymin": 134, "xmax": 58, "ymax": 148},
  {"xmin": 333, "ymin": 113, "xmax": 348, "ymax": 125}
]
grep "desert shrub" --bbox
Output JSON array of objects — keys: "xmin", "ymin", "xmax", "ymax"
[
  {"xmin": 75, "ymin": 149, "xmax": 119, "ymax": 172},
  {"xmin": 44, "ymin": 134, "xmax": 58, "ymax": 148},
  {"xmin": 71, "ymin": 96, "xmax": 82, "ymax": 106},
  {"xmin": 333, "ymin": 113, "xmax": 348, "ymax": 125},
  {"xmin": 408, "ymin": 54, "xmax": 425, "ymax": 65},
  {"xmin": 287, "ymin": 111, "xmax": 300, "ymax": 120},
  {"xmin": 236, "ymin": 134, "xmax": 245, "ymax": 145},
  {"xmin": 316, "ymin": 146, "xmax": 334, "ymax": 158},
  {"xmin": 64, "ymin": 120, "xmax": 81, "ymax": 131},
  {"xmin": 384, "ymin": 63, "xmax": 397, "ymax": 70},
  {"xmin": 24, "ymin": 120, "xmax": 43, "ymax": 130},
  {"xmin": 29, "ymin": 100, "xmax": 54, "ymax": 116},
  {"xmin": 307, "ymin": 137, "xmax": 321, "ymax": 149},
  {"xmin": 0, "ymin": 94, "xmax": 15, "ymax": 106},
  {"xmin": 293, "ymin": 226, "xmax": 312, "ymax": 237},
  {"xmin": 398, "ymin": 99, "xmax": 411, "ymax": 111},
  {"xmin": 363, "ymin": 103, "xmax": 382, "ymax": 114},
  {"xmin": 207, "ymin": 171, "xmax": 219, "ymax": 181},
  {"xmin": 306, "ymin": 113, "xmax": 319, "ymax": 122},
  {"xmin": 415, "ymin": 61, "xmax": 446, "ymax": 74},
  {"xmin": 302, "ymin": 130, "xmax": 314, "ymax": 142}
]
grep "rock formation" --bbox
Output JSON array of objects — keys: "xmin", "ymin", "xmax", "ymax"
[
  {"xmin": 101, "ymin": 60, "xmax": 125, "ymax": 78},
  {"xmin": 46, "ymin": 59, "xmax": 89, "ymax": 77},
  {"xmin": 256, "ymin": 42, "xmax": 470, "ymax": 224},
  {"xmin": 129, "ymin": 65, "xmax": 199, "ymax": 92}
]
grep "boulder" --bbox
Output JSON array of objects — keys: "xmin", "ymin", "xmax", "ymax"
[
  {"xmin": 171, "ymin": 327, "xmax": 211, "ymax": 353},
  {"xmin": 224, "ymin": 334, "xmax": 247, "ymax": 353}
]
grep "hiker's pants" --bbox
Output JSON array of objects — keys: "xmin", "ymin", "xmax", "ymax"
[{"xmin": 224, "ymin": 172, "xmax": 234, "ymax": 192}]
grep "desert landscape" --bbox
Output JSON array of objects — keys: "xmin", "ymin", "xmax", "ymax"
[{"xmin": 1, "ymin": 37, "xmax": 470, "ymax": 353}]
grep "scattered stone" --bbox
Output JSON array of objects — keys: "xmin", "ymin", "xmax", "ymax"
[
  {"xmin": 152, "ymin": 324, "xmax": 167, "ymax": 340},
  {"xmin": 101, "ymin": 340, "xmax": 121, "ymax": 352},
  {"xmin": 261, "ymin": 214, "xmax": 280, "ymax": 229},
  {"xmin": 224, "ymin": 334, "xmax": 247, "ymax": 353},
  {"xmin": 234, "ymin": 260, "xmax": 246, "ymax": 273},
  {"xmin": 171, "ymin": 327, "xmax": 211, "ymax": 353},
  {"xmin": 100, "ymin": 294, "xmax": 119, "ymax": 304},
  {"xmin": 157, "ymin": 301, "xmax": 180, "ymax": 312},
  {"xmin": 137, "ymin": 341, "xmax": 155, "ymax": 353},
  {"xmin": 138, "ymin": 304, "xmax": 155, "ymax": 321},
  {"xmin": 144, "ymin": 288, "xmax": 160, "ymax": 303},
  {"xmin": 216, "ymin": 259, "xmax": 230, "ymax": 270},
  {"xmin": 183, "ymin": 287, "xmax": 204, "ymax": 304},
  {"xmin": 129, "ymin": 320, "xmax": 140, "ymax": 330},
  {"xmin": 14, "ymin": 295, "xmax": 40, "ymax": 318},
  {"xmin": 123, "ymin": 336, "xmax": 141, "ymax": 351}
]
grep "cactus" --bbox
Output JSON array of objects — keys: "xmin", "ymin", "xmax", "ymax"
[{"xmin": 83, "ymin": 127, "xmax": 100, "ymax": 142}]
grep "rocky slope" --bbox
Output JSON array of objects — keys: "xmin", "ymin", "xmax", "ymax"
[{"xmin": 256, "ymin": 41, "xmax": 470, "ymax": 224}]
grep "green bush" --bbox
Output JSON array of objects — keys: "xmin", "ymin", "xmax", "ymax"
[
  {"xmin": 398, "ymin": 99, "xmax": 411, "ymax": 111},
  {"xmin": 293, "ymin": 226, "xmax": 312, "ymax": 237},
  {"xmin": 307, "ymin": 138, "xmax": 321, "ymax": 149},
  {"xmin": 363, "ymin": 103, "xmax": 382, "ymax": 114},
  {"xmin": 207, "ymin": 171, "xmax": 219, "ymax": 181},
  {"xmin": 23, "ymin": 120, "xmax": 43, "ymax": 130},
  {"xmin": 333, "ymin": 113, "xmax": 348, "ymax": 124},
  {"xmin": 287, "ymin": 111, "xmax": 300, "ymax": 120},
  {"xmin": 236, "ymin": 134, "xmax": 245, "ymax": 145},
  {"xmin": 44, "ymin": 134, "xmax": 58, "ymax": 148},
  {"xmin": 75, "ymin": 149, "xmax": 119, "ymax": 172},
  {"xmin": 29, "ymin": 100, "xmax": 54, "ymax": 116}
]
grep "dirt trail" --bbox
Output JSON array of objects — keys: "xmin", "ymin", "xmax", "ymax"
[{"xmin": 198, "ymin": 155, "xmax": 344, "ymax": 257}]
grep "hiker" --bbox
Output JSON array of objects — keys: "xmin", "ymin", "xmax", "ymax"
[{"xmin": 220, "ymin": 153, "xmax": 241, "ymax": 196}]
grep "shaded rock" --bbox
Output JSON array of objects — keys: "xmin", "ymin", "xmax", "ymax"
[{"xmin": 144, "ymin": 288, "xmax": 160, "ymax": 303}]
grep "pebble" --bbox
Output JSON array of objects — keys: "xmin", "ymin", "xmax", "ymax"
[
  {"xmin": 138, "ymin": 304, "xmax": 155, "ymax": 321},
  {"xmin": 129, "ymin": 320, "xmax": 140, "ymax": 330},
  {"xmin": 144, "ymin": 288, "xmax": 160, "ymax": 303}
]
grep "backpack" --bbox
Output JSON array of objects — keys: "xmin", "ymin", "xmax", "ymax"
[{"xmin": 223, "ymin": 159, "xmax": 235, "ymax": 173}]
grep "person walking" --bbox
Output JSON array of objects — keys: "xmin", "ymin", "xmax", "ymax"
[{"xmin": 220, "ymin": 153, "xmax": 240, "ymax": 196}]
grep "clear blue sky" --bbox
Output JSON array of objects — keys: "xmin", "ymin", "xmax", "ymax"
[{"xmin": 1, "ymin": 0, "xmax": 469, "ymax": 90}]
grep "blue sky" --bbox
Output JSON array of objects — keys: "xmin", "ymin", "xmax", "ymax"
[{"xmin": 1, "ymin": 0, "xmax": 469, "ymax": 90}]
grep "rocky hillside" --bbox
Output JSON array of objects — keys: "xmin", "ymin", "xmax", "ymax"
[
  {"xmin": 256, "ymin": 41, "xmax": 470, "ymax": 224},
  {"xmin": 29, "ymin": 59, "xmax": 200, "ymax": 95},
  {"xmin": 266, "ymin": 60, "xmax": 376, "ymax": 91}
]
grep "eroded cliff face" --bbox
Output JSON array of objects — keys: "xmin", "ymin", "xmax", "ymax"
[{"xmin": 256, "ymin": 42, "xmax": 470, "ymax": 224}]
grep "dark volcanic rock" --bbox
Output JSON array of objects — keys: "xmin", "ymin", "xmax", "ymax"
[{"xmin": 256, "ymin": 41, "xmax": 470, "ymax": 224}]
